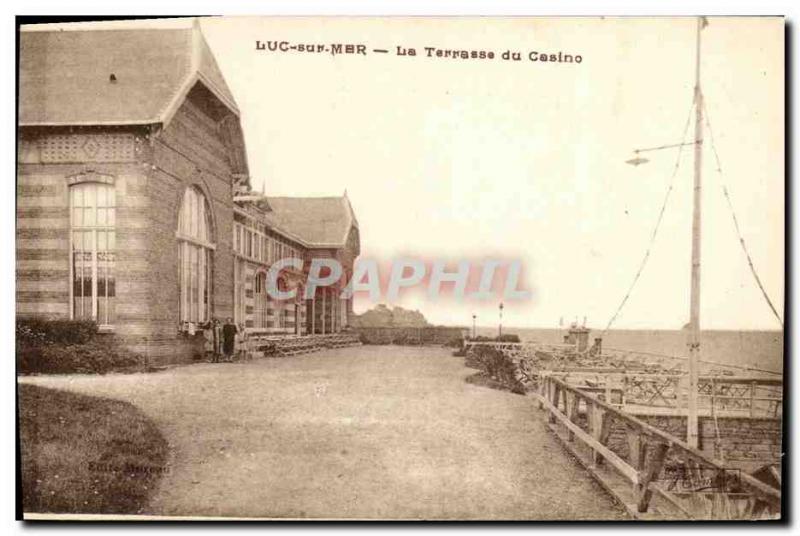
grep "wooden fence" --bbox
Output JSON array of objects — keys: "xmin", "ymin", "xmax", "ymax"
[
  {"xmin": 543, "ymin": 371, "xmax": 782, "ymax": 418},
  {"xmin": 535, "ymin": 374, "xmax": 781, "ymax": 519},
  {"xmin": 462, "ymin": 340, "xmax": 782, "ymax": 517}
]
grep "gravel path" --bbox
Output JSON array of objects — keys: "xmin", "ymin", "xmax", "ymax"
[{"xmin": 20, "ymin": 345, "xmax": 627, "ymax": 520}]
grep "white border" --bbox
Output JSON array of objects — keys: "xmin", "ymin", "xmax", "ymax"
[{"xmin": 4, "ymin": 2, "xmax": 796, "ymax": 535}]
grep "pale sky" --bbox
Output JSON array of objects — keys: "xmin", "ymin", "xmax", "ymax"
[{"xmin": 196, "ymin": 17, "xmax": 784, "ymax": 330}]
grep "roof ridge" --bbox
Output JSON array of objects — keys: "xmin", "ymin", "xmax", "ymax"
[
  {"xmin": 265, "ymin": 195, "xmax": 357, "ymax": 247},
  {"xmin": 266, "ymin": 195, "xmax": 346, "ymax": 199},
  {"xmin": 21, "ymin": 19, "xmax": 196, "ymax": 32},
  {"xmin": 194, "ymin": 23, "xmax": 239, "ymax": 114},
  {"xmin": 19, "ymin": 26, "xmax": 194, "ymax": 126},
  {"xmin": 154, "ymin": 28, "xmax": 196, "ymax": 124},
  {"xmin": 342, "ymin": 193, "xmax": 359, "ymax": 229},
  {"xmin": 155, "ymin": 21, "xmax": 239, "ymax": 127}
]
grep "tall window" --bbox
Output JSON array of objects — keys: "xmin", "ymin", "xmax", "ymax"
[
  {"xmin": 245, "ymin": 229, "xmax": 253, "ymax": 258},
  {"xmin": 234, "ymin": 224, "xmax": 242, "ymax": 253},
  {"xmin": 177, "ymin": 187, "xmax": 214, "ymax": 323},
  {"xmin": 270, "ymin": 276, "xmax": 286, "ymax": 329},
  {"xmin": 234, "ymin": 258, "xmax": 246, "ymax": 323},
  {"xmin": 254, "ymin": 271, "xmax": 268, "ymax": 328},
  {"xmin": 71, "ymin": 182, "xmax": 116, "ymax": 326}
]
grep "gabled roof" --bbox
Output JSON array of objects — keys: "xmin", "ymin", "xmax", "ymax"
[
  {"xmin": 18, "ymin": 19, "xmax": 238, "ymax": 126},
  {"xmin": 265, "ymin": 195, "xmax": 359, "ymax": 248}
]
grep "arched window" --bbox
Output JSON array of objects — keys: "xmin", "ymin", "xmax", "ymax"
[
  {"xmin": 177, "ymin": 187, "xmax": 214, "ymax": 323},
  {"xmin": 70, "ymin": 182, "xmax": 116, "ymax": 326}
]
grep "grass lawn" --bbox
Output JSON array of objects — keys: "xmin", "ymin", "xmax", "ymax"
[{"xmin": 18, "ymin": 384, "xmax": 169, "ymax": 515}]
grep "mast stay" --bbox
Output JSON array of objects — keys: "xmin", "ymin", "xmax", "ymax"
[
  {"xmin": 702, "ymin": 100, "xmax": 785, "ymax": 328},
  {"xmin": 603, "ymin": 17, "xmax": 783, "ymax": 335}
]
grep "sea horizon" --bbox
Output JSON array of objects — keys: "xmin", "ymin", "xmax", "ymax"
[{"xmin": 460, "ymin": 325, "xmax": 784, "ymax": 373}]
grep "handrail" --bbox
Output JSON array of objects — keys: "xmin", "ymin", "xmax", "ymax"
[
  {"xmin": 469, "ymin": 341, "xmax": 783, "ymax": 377},
  {"xmin": 544, "ymin": 370, "xmax": 782, "ymax": 385},
  {"xmin": 465, "ymin": 341, "xmax": 535, "ymax": 347},
  {"xmin": 542, "ymin": 370, "xmax": 782, "ymax": 385},
  {"xmin": 547, "ymin": 370, "xmax": 781, "ymax": 419},
  {"xmin": 543, "ymin": 376, "xmax": 781, "ymax": 505}
]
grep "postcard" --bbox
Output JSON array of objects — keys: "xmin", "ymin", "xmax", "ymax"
[{"xmin": 16, "ymin": 15, "xmax": 784, "ymax": 521}]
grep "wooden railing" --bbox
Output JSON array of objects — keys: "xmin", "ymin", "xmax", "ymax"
[
  {"xmin": 541, "ymin": 371, "xmax": 782, "ymax": 418},
  {"xmin": 535, "ymin": 374, "xmax": 781, "ymax": 519},
  {"xmin": 698, "ymin": 376, "xmax": 783, "ymax": 418}
]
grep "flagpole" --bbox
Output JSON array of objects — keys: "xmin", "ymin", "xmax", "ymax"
[{"xmin": 687, "ymin": 16, "xmax": 705, "ymax": 449}]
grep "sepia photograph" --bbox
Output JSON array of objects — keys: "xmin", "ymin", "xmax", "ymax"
[{"xmin": 14, "ymin": 14, "xmax": 785, "ymax": 521}]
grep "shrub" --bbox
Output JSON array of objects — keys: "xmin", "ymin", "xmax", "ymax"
[
  {"xmin": 452, "ymin": 345, "xmax": 467, "ymax": 357},
  {"xmin": 392, "ymin": 332, "xmax": 408, "ymax": 345},
  {"xmin": 17, "ymin": 319, "xmax": 98, "ymax": 347},
  {"xmin": 464, "ymin": 351, "xmax": 482, "ymax": 368},
  {"xmin": 18, "ymin": 337, "xmax": 142, "ymax": 375},
  {"xmin": 16, "ymin": 319, "xmax": 143, "ymax": 375},
  {"xmin": 467, "ymin": 345, "xmax": 526, "ymax": 394},
  {"xmin": 445, "ymin": 336, "xmax": 465, "ymax": 349}
]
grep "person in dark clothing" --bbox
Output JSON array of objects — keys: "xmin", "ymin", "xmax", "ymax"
[
  {"xmin": 222, "ymin": 318, "xmax": 238, "ymax": 362},
  {"xmin": 211, "ymin": 319, "xmax": 222, "ymax": 363}
]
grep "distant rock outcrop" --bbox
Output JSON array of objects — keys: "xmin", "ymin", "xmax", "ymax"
[{"xmin": 350, "ymin": 304, "xmax": 431, "ymax": 328}]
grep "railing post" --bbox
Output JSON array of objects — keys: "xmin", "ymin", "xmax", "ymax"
[
  {"xmin": 622, "ymin": 374, "xmax": 629, "ymax": 408},
  {"xmin": 537, "ymin": 376, "xmax": 545, "ymax": 409},
  {"xmin": 587, "ymin": 400, "xmax": 597, "ymax": 460},
  {"xmin": 710, "ymin": 376, "xmax": 716, "ymax": 417},
  {"xmin": 636, "ymin": 440, "xmax": 669, "ymax": 513},
  {"xmin": 750, "ymin": 381, "xmax": 756, "ymax": 418},
  {"xmin": 627, "ymin": 430, "xmax": 645, "ymax": 472},
  {"xmin": 549, "ymin": 380, "xmax": 559, "ymax": 424},
  {"xmin": 590, "ymin": 402, "xmax": 613, "ymax": 467},
  {"xmin": 566, "ymin": 391, "xmax": 578, "ymax": 441},
  {"xmin": 612, "ymin": 373, "xmax": 621, "ymax": 407}
]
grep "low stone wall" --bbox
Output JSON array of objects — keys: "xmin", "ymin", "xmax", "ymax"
[
  {"xmin": 353, "ymin": 326, "xmax": 467, "ymax": 346},
  {"xmin": 597, "ymin": 414, "xmax": 782, "ymax": 472},
  {"xmin": 700, "ymin": 416, "xmax": 782, "ymax": 469}
]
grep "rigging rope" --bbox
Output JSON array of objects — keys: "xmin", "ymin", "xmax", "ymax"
[
  {"xmin": 702, "ymin": 100, "xmax": 784, "ymax": 328},
  {"xmin": 600, "ymin": 101, "xmax": 696, "ymax": 336}
]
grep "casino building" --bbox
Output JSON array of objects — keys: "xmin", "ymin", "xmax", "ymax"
[{"xmin": 16, "ymin": 20, "xmax": 360, "ymax": 363}]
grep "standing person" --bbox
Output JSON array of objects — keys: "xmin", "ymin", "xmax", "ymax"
[
  {"xmin": 212, "ymin": 319, "xmax": 223, "ymax": 363},
  {"xmin": 202, "ymin": 320, "xmax": 213, "ymax": 362},
  {"xmin": 222, "ymin": 318, "xmax": 238, "ymax": 363},
  {"xmin": 238, "ymin": 323, "xmax": 251, "ymax": 361}
]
